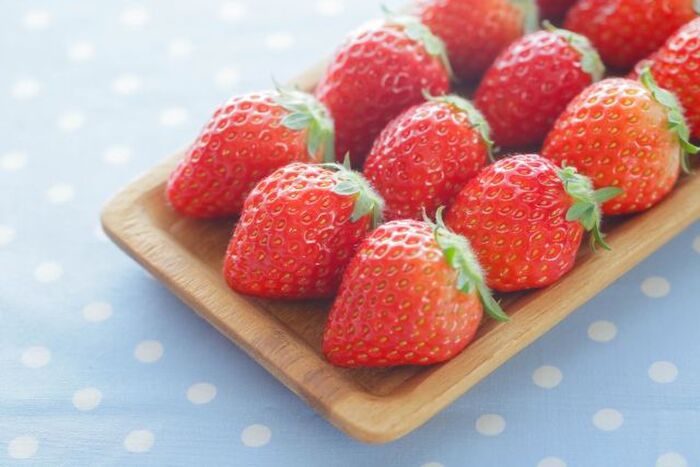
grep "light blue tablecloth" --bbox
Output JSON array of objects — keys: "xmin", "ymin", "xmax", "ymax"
[{"xmin": 2, "ymin": 1, "xmax": 699, "ymax": 465}]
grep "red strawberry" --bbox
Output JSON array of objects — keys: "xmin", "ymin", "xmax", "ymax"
[
  {"xmin": 323, "ymin": 214, "xmax": 507, "ymax": 368},
  {"xmin": 542, "ymin": 71, "xmax": 698, "ymax": 215},
  {"xmin": 537, "ymin": 0, "xmax": 576, "ymax": 20},
  {"xmin": 223, "ymin": 161, "xmax": 383, "ymax": 299},
  {"xmin": 564, "ymin": 0, "xmax": 697, "ymax": 70},
  {"xmin": 315, "ymin": 14, "xmax": 451, "ymax": 166},
  {"xmin": 475, "ymin": 24, "xmax": 605, "ymax": 149},
  {"xmin": 167, "ymin": 88, "xmax": 335, "ymax": 218},
  {"xmin": 364, "ymin": 94, "xmax": 492, "ymax": 221},
  {"xmin": 630, "ymin": 17, "xmax": 700, "ymax": 139},
  {"xmin": 445, "ymin": 154, "xmax": 620, "ymax": 292},
  {"xmin": 416, "ymin": 0, "xmax": 538, "ymax": 82}
]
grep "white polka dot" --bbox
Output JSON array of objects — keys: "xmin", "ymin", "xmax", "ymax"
[
  {"xmin": 0, "ymin": 152, "xmax": 27, "ymax": 171},
  {"xmin": 123, "ymin": 430, "xmax": 154, "ymax": 453},
  {"xmin": 120, "ymin": 6, "xmax": 149, "ymax": 27},
  {"xmin": 112, "ymin": 74, "xmax": 142, "ymax": 95},
  {"xmin": 421, "ymin": 463, "xmax": 444, "ymax": 467},
  {"xmin": 23, "ymin": 9, "xmax": 51, "ymax": 30},
  {"xmin": 214, "ymin": 67, "xmax": 240, "ymax": 89},
  {"xmin": 134, "ymin": 340, "xmax": 164, "ymax": 363},
  {"xmin": 0, "ymin": 225, "xmax": 16, "ymax": 247},
  {"xmin": 693, "ymin": 235, "xmax": 700, "ymax": 254},
  {"xmin": 588, "ymin": 320, "xmax": 617, "ymax": 342},
  {"xmin": 72, "ymin": 387, "xmax": 102, "ymax": 411},
  {"xmin": 265, "ymin": 32, "xmax": 295, "ymax": 50},
  {"xmin": 57, "ymin": 110, "xmax": 85, "ymax": 131},
  {"xmin": 46, "ymin": 183, "xmax": 75, "ymax": 204},
  {"xmin": 187, "ymin": 382, "xmax": 217, "ymax": 405},
  {"xmin": 592, "ymin": 408, "xmax": 623, "ymax": 431},
  {"xmin": 168, "ymin": 38, "xmax": 194, "ymax": 59},
  {"xmin": 7, "ymin": 436, "xmax": 38, "ymax": 459},
  {"xmin": 316, "ymin": 0, "xmax": 345, "ymax": 16},
  {"xmin": 67, "ymin": 41, "xmax": 95, "ymax": 62},
  {"xmin": 241, "ymin": 424, "xmax": 271, "ymax": 447},
  {"xmin": 21, "ymin": 346, "xmax": 51, "ymax": 368},
  {"xmin": 641, "ymin": 276, "xmax": 671, "ymax": 298},
  {"xmin": 532, "ymin": 365, "xmax": 563, "ymax": 389},
  {"xmin": 656, "ymin": 452, "xmax": 688, "ymax": 467},
  {"xmin": 648, "ymin": 361, "xmax": 678, "ymax": 384},
  {"xmin": 475, "ymin": 414, "xmax": 506, "ymax": 436},
  {"xmin": 11, "ymin": 79, "xmax": 41, "ymax": 99},
  {"xmin": 103, "ymin": 145, "xmax": 132, "ymax": 165},
  {"xmin": 34, "ymin": 261, "xmax": 63, "ymax": 283},
  {"xmin": 83, "ymin": 301, "xmax": 113, "ymax": 322},
  {"xmin": 538, "ymin": 457, "xmax": 567, "ymax": 467},
  {"xmin": 159, "ymin": 107, "xmax": 189, "ymax": 126},
  {"xmin": 219, "ymin": 2, "xmax": 247, "ymax": 22}
]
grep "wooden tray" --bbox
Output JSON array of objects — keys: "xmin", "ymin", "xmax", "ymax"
[{"xmin": 101, "ymin": 63, "xmax": 700, "ymax": 443}]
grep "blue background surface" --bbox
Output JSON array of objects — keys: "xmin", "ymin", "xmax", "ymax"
[{"xmin": 1, "ymin": 1, "xmax": 699, "ymax": 466}]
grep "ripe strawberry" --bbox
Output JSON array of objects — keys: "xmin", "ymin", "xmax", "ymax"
[
  {"xmin": 323, "ymin": 213, "xmax": 507, "ymax": 368},
  {"xmin": 537, "ymin": 0, "xmax": 576, "ymax": 20},
  {"xmin": 542, "ymin": 70, "xmax": 698, "ymax": 215},
  {"xmin": 416, "ymin": 0, "xmax": 538, "ymax": 82},
  {"xmin": 364, "ymin": 94, "xmax": 492, "ymax": 221},
  {"xmin": 564, "ymin": 0, "xmax": 698, "ymax": 70},
  {"xmin": 315, "ymin": 14, "xmax": 451, "ymax": 166},
  {"xmin": 167, "ymin": 88, "xmax": 334, "ymax": 218},
  {"xmin": 223, "ymin": 161, "xmax": 383, "ymax": 299},
  {"xmin": 630, "ymin": 18, "xmax": 700, "ymax": 139},
  {"xmin": 445, "ymin": 154, "xmax": 620, "ymax": 292},
  {"xmin": 475, "ymin": 24, "xmax": 605, "ymax": 149}
]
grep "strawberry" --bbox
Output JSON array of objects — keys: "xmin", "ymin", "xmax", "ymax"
[
  {"xmin": 167, "ymin": 87, "xmax": 335, "ymax": 218},
  {"xmin": 364, "ymin": 94, "xmax": 492, "ymax": 221},
  {"xmin": 537, "ymin": 0, "xmax": 576, "ymax": 20},
  {"xmin": 630, "ymin": 17, "xmax": 700, "ymax": 139},
  {"xmin": 445, "ymin": 154, "xmax": 620, "ymax": 292},
  {"xmin": 223, "ymin": 161, "xmax": 383, "ymax": 299},
  {"xmin": 416, "ymin": 0, "xmax": 538, "ymax": 82},
  {"xmin": 323, "ymin": 213, "xmax": 507, "ymax": 368},
  {"xmin": 542, "ymin": 70, "xmax": 698, "ymax": 215},
  {"xmin": 564, "ymin": 0, "xmax": 698, "ymax": 70},
  {"xmin": 475, "ymin": 24, "xmax": 605, "ymax": 149},
  {"xmin": 315, "ymin": 14, "xmax": 451, "ymax": 166}
]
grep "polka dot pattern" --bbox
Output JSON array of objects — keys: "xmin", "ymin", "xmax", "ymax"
[{"xmin": 2, "ymin": 2, "xmax": 698, "ymax": 465}]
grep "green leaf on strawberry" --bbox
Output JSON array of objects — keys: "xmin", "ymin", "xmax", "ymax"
[
  {"xmin": 511, "ymin": 0, "xmax": 540, "ymax": 34},
  {"xmin": 558, "ymin": 166, "xmax": 622, "ymax": 250},
  {"xmin": 324, "ymin": 156, "xmax": 384, "ymax": 229},
  {"xmin": 543, "ymin": 21, "xmax": 605, "ymax": 83},
  {"xmin": 274, "ymin": 86, "xmax": 336, "ymax": 163},
  {"xmin": 639, "ymin": 67, "xmax": 699, "ymax": 174},
  {"xmin": 429, "ymin": 207, "xmax": 509, "ymax": 322}
]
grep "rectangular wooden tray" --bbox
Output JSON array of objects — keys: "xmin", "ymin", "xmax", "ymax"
[{"xmin": 101, "ymin": 64, "xmax": 700, "ymax": 444}]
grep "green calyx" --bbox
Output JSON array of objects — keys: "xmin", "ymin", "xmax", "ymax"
[
  {"xmin": 558, "ymin": 166, "xmax": 622, "ymax": 250},
  {"xmin": 325, "ymin": 155, "xmax": 384, "ymax": 229},
  {"xmin": 511, "ymin": 0, "xmax": 539, "ymax": 34},
  {"xmin": 424, "ymin": 91, "xmax": 495, "ymax": 162},
  {"xmin": 382, "ymin": 8, "xmax": 455, "ymax": 80},
  {"xmin": 273, "ymin": 85, "xmax": 336, "ymax": 163},
  {"xmin": 695, "ymin": 0, "xmax": 699, "ymax": 14},
  {"xmin": 543, "ymin": 21, "xmax": 605, "ymax": 83},
  {"xmin": 639, "ymin": 67, "xmax": 699, "ymax": 174},
  {"xmin": 427, "ymin": 207, "xmax": 509, "ymax": 322}
]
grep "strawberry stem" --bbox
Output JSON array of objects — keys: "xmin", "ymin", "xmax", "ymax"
[
  {"xmin": 428, "ymin": 207, "xmax": 509, "ymax": 322},
  {"xmin": 424, "ymin": 91, "xmax": 495, "ymax": 162},
  {"xmin": 325, "ymin": 160, "xmax": 384, "ymax": 229},
  {"xmin": 558, "ymin": 166, "xmax": 621, "ymax": 251},
  {"xmin": 639, "ymin": 67, "xmax": 699, "ymax": 174},
  {"xmin": 511, "ymin": 0, "xmax": 539, "ymax": 34},
  {"xmin": 274, "ymin": 85, "xmax": 336, "ymax": 163}
]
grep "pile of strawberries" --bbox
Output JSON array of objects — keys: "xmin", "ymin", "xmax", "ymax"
[{"xmin": 166, "ymin": 0, "xmax": 700, "ymax": 368}]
